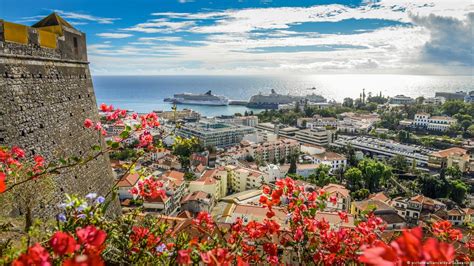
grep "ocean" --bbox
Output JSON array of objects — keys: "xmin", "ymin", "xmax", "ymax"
[{"xmin": 93, "ymin": 75, "xmax": 474, "ymax": 117}]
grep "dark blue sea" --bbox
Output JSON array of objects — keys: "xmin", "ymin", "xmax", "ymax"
[{"xmin": 93, "ymin": 75, "xmax": 473, "ymax": 116}]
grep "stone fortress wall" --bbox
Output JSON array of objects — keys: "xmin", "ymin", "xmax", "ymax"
[{"xmin": 0, "ymin": 13, "xmax": 118, "ymax": 216}]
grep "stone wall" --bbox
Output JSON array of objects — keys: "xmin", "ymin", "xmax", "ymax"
[{"xmin": 0, "ymin": 20, "xmax": 119, "ymax": 217}]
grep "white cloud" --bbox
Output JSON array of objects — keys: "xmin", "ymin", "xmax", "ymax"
[
  {"xmin": 410, "ymin": 12, "xmax": 474, "ymax": 66},
  {"xmin": 97, "ymin": 33, "xmax": 133, "ymax": 39},
  {"xmin": 54, "ymin": 10, "xmax": 120, "ymax": 24},
  {"xmin": 123, "ymin": 19, "xmax": 195, "ymax": 33},
  {"xmin": 88, "ymin": 0, "xmax": 473, "ymax": 75},
  {"xmin": 138, "ymin": 36, "xmax": 183, "ymax": 42}
]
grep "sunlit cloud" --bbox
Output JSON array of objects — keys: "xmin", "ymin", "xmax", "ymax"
[{"xmin": 97, "ymin": 33, "xmax": 134, "ymax": 39}]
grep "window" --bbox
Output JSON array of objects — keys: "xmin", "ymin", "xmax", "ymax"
[{"xmin": 73, "ymin": 37, "xmax": 79, "ymax": 55}]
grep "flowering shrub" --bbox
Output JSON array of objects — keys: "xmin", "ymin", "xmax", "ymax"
[{"xmin": 1, "ymin": 104, "xmax": 472, "ymax": 265}]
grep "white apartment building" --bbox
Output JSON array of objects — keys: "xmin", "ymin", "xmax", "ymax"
[
  {"xmin": 389, "ymin": 95, "xmax": 415, "ymax": 105},
  {"xmin": 414, "ymin": 113, "xmax": 456, "ymax": 132},
  {"xmin": 242, "ymin": 139, "xmax": 300, "ymax": 163},
  {"xmin": 306, "ymin": 115, "xmax": 338, "ymax": 129},
  {"xmin": 233, "ymin": 116, "xmax": 259, "ymax": 127},
  {"xmin": 294, "ymin": 127, "xmax": 333, "ymax": 146},
  {"xmin": 310, "ymin": 151, "xmax": 347, "ymax": 173},
  {"xmin": 177, "ymin": 121, "xmax": 256, "ymax": 148},
  {"xmin": 423, "ymin": 97, "xmax": 445, "ymax": 105},
  {"xmin": 337, "ymin": 112, "xmax": 380, "ymax": 134}
]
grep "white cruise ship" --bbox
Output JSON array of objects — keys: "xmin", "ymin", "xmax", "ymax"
[{"xmin": 165, "ymin": 90, "xmax": 229, "ymax": 106}]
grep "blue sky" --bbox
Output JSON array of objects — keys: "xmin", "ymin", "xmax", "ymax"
[{"xmin": 1, "ymin": 0, "xmax": 473, "ymax": 75}]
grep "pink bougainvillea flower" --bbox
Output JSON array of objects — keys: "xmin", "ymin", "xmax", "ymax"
[
  {"xmin": 11, "ymin": 146, "xmax": 25, "ymax": 158},
  {"xmin": 83, "ymin": 119, "xmax": 93, "ymax": 128},
  {"xmin": 76, "ymin": 225, "xmax": 106, "ymax": 253}
]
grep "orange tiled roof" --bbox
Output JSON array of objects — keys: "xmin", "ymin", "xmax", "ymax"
[
  {"xmin": 322, "ymin": 183, "xmax": 350, "ymax": 198},
  {"xmin": 430, "ymin": 147, "xmax": 468, "ymax": 158},
  {"xmin": 117, "ymin": 173, "xmax": 140, "ymax": 187}
]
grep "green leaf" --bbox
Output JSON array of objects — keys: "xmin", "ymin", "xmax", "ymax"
[
  {"xmin": 119, "ymin": 131, "xmax": 130, "ymax": 139},
  {"xmin": 91, "ymin": 145, "xmax": 101, "ymax": 151},
  {"xmin": 111, "ymin": 142, "xmax": 120, "ymax": 149}
]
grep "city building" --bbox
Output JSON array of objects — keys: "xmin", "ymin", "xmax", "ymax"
[
  {"xmin": 117, "ymin": 173, "xmax": 140, "ymax": 200},
  {"xmin": 180, "ymin": 191, "xmax": 214, "ymax": 215},
  {"xmin": 388, "ymin": 95, "xmax": 415, "ymax": 105},
  {"xmin": 232, "ymin": 116, "xmax": 259, "ymax": 127},
  {"xmin": 309, "ymin": 151, "xmax": 347, "ymax": 173},
  {"xmin": 464, "ymin": 91, "xmax": 474, "ymax": 103},
  {"xmin": 391, "ymin": 197, "xmax": 422, "ymax": 223},
  {"xmin": 156, "ymin": 154, "xmax": 182, "ymax": 170},
  {"xmin": 423, "ymin": 97, "xmax": 445, "ymax": 105},
  {"xmin": 306, "ymin": 115, "xmax": 338, "ymax": 128},
  {"xmin": 413, "ymin": 113, "xmax": 456, "ymax": 132},
  {"xmin": 337, "ymin": 112, "xmax": 380, "ymax": 133},
  {"xmin": 278, "ymin": 127, "xmax": 300, "ymax": 139},
  {"xmin": 351, "ymin": 199, "xmax": 406, "ymax": 230},
  {"xmin": 154, "ymin": 109, "xmax": 201, "ymax": 122},
  {"xmin": 322, "ymin": 184, "xmax": 351, "ymax": 211},
  {"xmin": 229, "ymin": 139, "xmax": 300, "ymax": 164},
  {"xmin": 227, "ymin": 166, "xmax": 271, "ymax": 192},
  {"xmin": 435, "ymin": 91, "xmax": 466, "ymax": 101},
  {"xmin": 188, "ymin": 168, "xmax": 228, "ymax": 200},
  {"xmin": 428, "ymin": 147, "xmax": 471, "ymax": 172},
  {"xmin": 331, "ymin": 136, "xmax": 435, "ymax": 166},
  {"xmin": 434, "ymin": 208, "xmax": 467, "ymax": 226},
  {"xmin": 190, "ymin": 151, "xmax": 209, "ymax": 167},
  {"xmin": 294, "ymin": 127, "xmax": 334, "ymax": 146},
  {"xmin": 143, "ymin": 171, "xmax": 186, "ymax": 215},
  {"xmin": 177, "ymin": 121, "xmax": 256, "ymax": 148}
]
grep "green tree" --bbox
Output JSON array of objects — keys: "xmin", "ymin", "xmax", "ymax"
[
  {"xmin": 172, "ymin": 136, "xmax": 200, "ymax": 170},
  {"xmin": 357, "ymin": 159, "xmax": 392, "ymax": 192},
  {"xmin": 389, "ymin": 155, "xmax": 408, "ymax": 171},
  {"xmin": 397, "ymin": 130, "xmax": 410, "ymax": 143},
  {"xmin": 467, "ymin": 124, "xmax": 474, "ymax": 136},
  {"xmin": 343, "ymin": 98, "xmax": 354, "ymax": 108},
  {"xmin": 308, "ymin": 164, "xmax": 336, "ymax": 187},
  {"xmin": 418, "ymin": 174, "xmax": 449, "ymax": 199},
  {"xmin": 442, "ymin": 100, "xmax": 466, "ymax": 116},
  {"xmin": 184, "ymin": 172, "xmax": 196, "ymax": 181},
  {"xmin": 449, "ymin": 179, "xmax": 469, "ymax": 205},
  {"xmin": 344, "ymin": 167, "xmax": 363, "ymax": 191},
  {"xmin": 287, "ymin": 152, "xmax": 298, "ymax": 174},
  {"xmin": 351, "ymin": 188, "xmax": 370, "ymax": 200},
  {"xmin": 445, "ymin": 165, "xmax": 462, "ymax": 179}
]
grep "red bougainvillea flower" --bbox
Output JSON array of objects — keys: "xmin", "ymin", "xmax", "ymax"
[
  {"xmin": 177, "ymin": 249, "xmax": 191, "ymax": 264},
  {"xmin": 422, "ymin": 238, "xmax": 455, "ymax": 262},
  {"xmin": 432, "ymin": 220, "xmax": 463, "ymax": 241},
  {"xmin": 0, "ymin": 172, "xmax": 6, "ymax": 193},
  {"xmin": 11, "ymin": 146, "xmax": 25, "ymax": 159},
  {"xmin": 49, "ymin": 231, "xmax": 77, "ymax": 255},
  {"xmin": 193, "ymin": 212, "xmax": 215, "ymax": 231},
  {"xmin": 34, "ymin": 155, "xmax": 45, "ymax": 167},
  {"xmin": 132, "ymin": 177, "xmax": 166, "ymax": 200},
  {"xmin": 83, "ymin": 119, "xmax": 94, "ymax": 128},
  {"xmin": 338, "ymin": 211, "xmax": 349, "ymax": 223},
  {"xmin": 359, "ymin": 241, "xmax": 398, "ymax": 265},
  {"xmin": 76, "ymin": 225, "xmax": 106, "ymax": 253},
  {"xmin": 0, "ymin": 148, "xmax": 10, "ymax": 162},
  {"xmin": 99, "ymin": 103, "xmax": 114, "ymax": 112},
  {"xmin": 360, "ymin": 227, "xmax": 456, "ymax": 265},
  {"xmin": 12, "ymin": 243, "xmax": 51, "ymax": 266},
  {"xmin": 63, "ymin": 254, "xmax": 105, "ymax": 266},
  {"xmin": 130, "ymin": 226, "xmax": 149, "ymax": 245}
]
